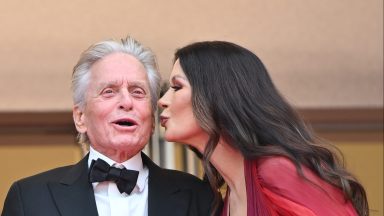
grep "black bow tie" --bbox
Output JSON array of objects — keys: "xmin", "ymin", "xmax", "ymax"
[{"xmin": 88, "ymin": 158, "xmax": 139, "ymax": 194}]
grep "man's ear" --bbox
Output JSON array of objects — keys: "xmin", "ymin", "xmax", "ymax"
[
  {"xmin": 151, "ymin": 115, "xmax": 156, "ymax": 134},
  {"xmin": 73, "ymin": 105, "xmax": 87, "ymax": 133}
]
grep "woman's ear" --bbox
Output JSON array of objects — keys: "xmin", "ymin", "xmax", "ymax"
[{"xmin": 73, "ymin": 106, "xmax": 87, "ymax": 133}]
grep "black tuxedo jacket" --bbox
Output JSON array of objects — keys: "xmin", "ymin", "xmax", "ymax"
[{"xmin": 2, "ymin": 152, "xmax": 216, "ymax": 216}]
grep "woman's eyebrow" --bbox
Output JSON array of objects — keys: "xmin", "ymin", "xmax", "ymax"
[{"xmin": 171, "ymin": 75, "xmax": 187, "ymax": 83}]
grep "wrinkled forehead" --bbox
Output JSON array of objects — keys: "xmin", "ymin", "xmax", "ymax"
[{"xmin": 88, "ymin": 53, "xmax": 150, "ymax": 87}]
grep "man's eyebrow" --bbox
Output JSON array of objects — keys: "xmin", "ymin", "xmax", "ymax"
[
  {"xmin": 95, "ymin": 81, "xmax": 119, "ymax": 91},
  {"xmin": 127, "ymin": 81, "xmax": 147, "ymax": 88},
  {"xmin": 95, "ymin": 80, "xmax": 148, "ymax": 91}
]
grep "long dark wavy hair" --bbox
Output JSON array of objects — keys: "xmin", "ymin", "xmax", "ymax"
[{"xmin": 174, "ymin": 41, "xmax": 369, "ymax": 216}]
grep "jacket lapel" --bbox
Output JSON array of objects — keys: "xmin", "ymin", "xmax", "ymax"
[
  {"xmin": 48, "ymin": 154, "xmax": 99, "ymax": 216},
  {"xmin": 142, "ymin": 153, "xmax": 192, "ymax": 216},
  {"xmin": 47, "ymin": 152, "xmax": 193, "ymax": 216}
]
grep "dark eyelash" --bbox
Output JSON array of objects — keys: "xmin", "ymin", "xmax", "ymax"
[{"xmin": 171, "ymin": 86, "xmax": 181, "ymax": 91}]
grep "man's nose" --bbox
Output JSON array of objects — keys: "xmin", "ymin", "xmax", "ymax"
[{"xmin": 119, "ymin": 90, "xmax": 133, "ymax": 110}]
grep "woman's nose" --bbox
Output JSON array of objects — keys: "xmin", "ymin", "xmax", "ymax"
[
  {"xmin": 158, "ymin": 84, "xmax": 170, "ymax": 109},
  {"xmin": 157, "ymin": 96, "xmax": 168, "ymax": 109},
  {"xmin": 158, "ymin": 89, "xmax": 171, "ymax": 109}
]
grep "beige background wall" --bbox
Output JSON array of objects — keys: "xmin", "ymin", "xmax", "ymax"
[
  {"xmin": 0, "ymin": 0, "xmax": 383, "ymax": 215},
  {"xmin": 0, "ymin": 0, "xmax": 382, "ymax": 111}
]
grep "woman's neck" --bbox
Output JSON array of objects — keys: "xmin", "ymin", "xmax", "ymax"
[{"xmin": 210, "ymin": 140, "xmax": 247, "ymax": 215}]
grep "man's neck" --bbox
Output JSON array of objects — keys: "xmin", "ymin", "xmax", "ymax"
[
  {"xmin": 90, "ymin": 145, "xmax": 141, "ymax": 163},
  {"xmin": 88, "ymin": 146, "xmax": 143, "ymax": 170}
]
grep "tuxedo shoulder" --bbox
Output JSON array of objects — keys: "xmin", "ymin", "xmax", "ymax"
[
  {"xmin": 14, "ymin": 163, "xmax": 76, "ymax": 186},
  {"xmin": 158, "ymin": 168, "xmax": 209, "ymax": 189}
]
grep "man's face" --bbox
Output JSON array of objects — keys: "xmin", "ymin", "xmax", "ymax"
[{"xmin": 73, "ymin": 53, "xmax": 153, "ymax": 158}]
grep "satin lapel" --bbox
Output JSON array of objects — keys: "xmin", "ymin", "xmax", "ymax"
[
  {"xmin": 142, "ymin": 153, "xmax": 192, "ymax": 216},
  {"xmin": 48, "ymin": 155, "xmax": 99, "ymax": 216}
]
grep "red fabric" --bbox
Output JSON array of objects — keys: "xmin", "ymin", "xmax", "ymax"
[{"xmin": 221, "ymin": 156, "xmax": 358, "ymax": 216}]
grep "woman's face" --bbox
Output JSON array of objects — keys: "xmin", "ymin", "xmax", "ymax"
[{"xmin": 158, "ymin": 60, "xmax": 209, "ymax": 152}]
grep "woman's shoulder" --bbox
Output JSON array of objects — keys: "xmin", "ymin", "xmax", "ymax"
[
  {"xmin": 256, "ymin": 156, "xmax": 297, "ymax": 179},
  {"xmin": 255, "ymin": 156, "xmax": 319, "ymax": 190},
  {"xmin": 257, "ymin": 156, "xmax": 295, "ymax": 168},
  {"xmin": 251, "ymin": 156, "xmax": 358, "ymax": 216},
  {"xmin": 256, "ymin": 156, "xmax": 321, "ymax": 186}
]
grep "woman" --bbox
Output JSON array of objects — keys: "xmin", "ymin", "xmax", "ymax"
[{"xmin": 158, "ymin": 41, "xmax": 368, "ymax": 216}]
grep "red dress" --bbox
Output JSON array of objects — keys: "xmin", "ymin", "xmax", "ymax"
[{"xmin": 221, "ymin": 156, "xmax": 358, "ymax": 216}]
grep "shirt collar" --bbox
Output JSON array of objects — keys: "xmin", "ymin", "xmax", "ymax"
[{"xmin": 88, "ymin": 146, "xmax": 148, "ymax": 193}]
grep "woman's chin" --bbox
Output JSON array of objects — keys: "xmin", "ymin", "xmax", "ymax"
[{"xmin": 163, "ymin": 134, "xmax": 179, "ymax": 143}]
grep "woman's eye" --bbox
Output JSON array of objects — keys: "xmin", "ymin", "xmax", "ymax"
[{"xmin": 171, "ymin": 85, "xmax": 181, "ymax": 91}]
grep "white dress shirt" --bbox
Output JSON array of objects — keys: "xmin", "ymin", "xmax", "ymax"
[{"xmin": 88, "ymin": 147, "xmax": 149, "ymax": 216}]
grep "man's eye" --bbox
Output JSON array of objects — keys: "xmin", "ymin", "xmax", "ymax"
[
  {"xmin": 102, "ymin": 88, "xmax": 115, "ymax": 96},
  {"xmin": 131, "ymin": 88, "xmax": 146, "ymax": 98}
]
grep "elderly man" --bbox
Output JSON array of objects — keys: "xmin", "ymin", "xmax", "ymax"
[{"xmin": 2, "ymin": 37, "xmax": 215, "ymax": 216}]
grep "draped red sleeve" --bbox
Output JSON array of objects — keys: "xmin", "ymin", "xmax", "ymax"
[{"xmin": 221, "ymin": 156, "xmax": 359, "ymax": 216}]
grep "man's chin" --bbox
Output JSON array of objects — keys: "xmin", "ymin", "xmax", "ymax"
[{"xmin": 112, "ymin": 142, "xmax": 146, "ymax": 153}]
